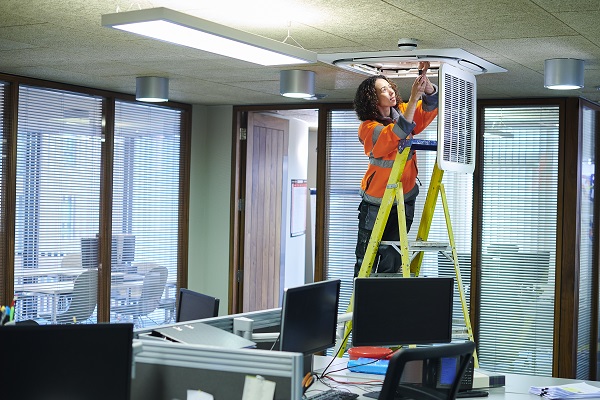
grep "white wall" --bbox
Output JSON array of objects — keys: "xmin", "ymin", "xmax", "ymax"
[
  {"xmin": 306, "ymin": 127, "xmax": 318, "ymax": 283},
  {"xmin": 188, "ymin": 104, "xmax": 233, "ymax": 316}
]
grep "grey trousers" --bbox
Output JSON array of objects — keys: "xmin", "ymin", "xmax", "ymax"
[{"xmin": 354, "ymin": 186, "xmax": 418, "ymax": 276}]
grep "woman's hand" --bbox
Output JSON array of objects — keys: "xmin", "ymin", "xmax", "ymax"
[
  {"xmin": 410, "ymin": 74, "xmax": 427, "ymax": 99},
  {"xmin": 418, "ymin": 61, "xmax": 435, "ymax": 95}
]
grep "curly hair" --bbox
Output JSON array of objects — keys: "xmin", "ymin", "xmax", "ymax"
[{"xmin": 353, "ymin": 75, "xmax": 401, "ymax": 121}]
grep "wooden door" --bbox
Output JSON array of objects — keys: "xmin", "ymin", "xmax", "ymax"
[{"xmin": 242, "ymin": 113, "xmax": 289, "ymax": 312}]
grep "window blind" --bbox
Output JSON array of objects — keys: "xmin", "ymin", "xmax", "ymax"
[
  {"xmin": 0, "ymin": 82, "xmax": 7, "ymax": 300},
  {"xmin": 325, "ymin": 110, "xmax": 363, "ymax": 310},
  {"xmin": 14, "ymin": 85, "xmax": 103, "ymax": 324},
  {"xmin": 324, "ymin": 109, "xmax": 473, "ymax": 346},
  {"xmin": 479, "ymin": 106, "xmax": 559, "ymax": 376},
  {"xmin": 579, "ymin": 106, "xmax": 595, "ymax": 379},
  {"xmin": 110, "ymin": 100, "xmax": 182, "ymax": 327}
]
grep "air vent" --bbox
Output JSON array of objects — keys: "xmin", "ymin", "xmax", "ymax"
[
  {"xmin": 318, "ymin": 48, "xmax": 506, "ymax": 77},
  {"xmin": 437, "ymin": 63, "xmax": 476, "ymax": 173}
]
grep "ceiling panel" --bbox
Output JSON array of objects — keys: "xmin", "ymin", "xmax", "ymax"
[{"xmin": 0, "ymin": 0, "xmax": 599, "ymax": 104}]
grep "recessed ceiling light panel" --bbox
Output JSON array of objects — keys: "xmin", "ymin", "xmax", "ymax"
[{"xmin": 102, "ymin": 7, "xmax": 318, "ymax": 66}]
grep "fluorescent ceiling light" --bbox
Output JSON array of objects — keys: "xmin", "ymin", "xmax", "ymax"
[{"xmin": 102, "ymin": 7, "xmax": 317, "ymax": 66}]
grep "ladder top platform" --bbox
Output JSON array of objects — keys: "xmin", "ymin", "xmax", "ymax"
[{"xmin": 411, "ymin": 139, "xmax": 437, "ymax": 151}]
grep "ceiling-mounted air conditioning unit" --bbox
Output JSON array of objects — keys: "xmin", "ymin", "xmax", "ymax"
[
  {"xmin": 320, "ymin": 48, "xmax": 504, "ymax": 174},
  {"xmin": 318, "ymin": 48, "xmax": 506, "ymax": 78}
]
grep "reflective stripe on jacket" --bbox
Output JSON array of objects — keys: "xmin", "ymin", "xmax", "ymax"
[{"xmin": 359, "ymin": 97, "xmax": 438, "ymax": 204}]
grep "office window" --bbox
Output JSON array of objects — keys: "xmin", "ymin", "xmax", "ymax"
[
  {"xmin": 14, "ymin": 85, "xmax": 102, "ymax": 324},
  {"xmin": 324, "ymin": 109, "xmax": 473, "ymax": 345},
  {"xmin": 580, "ymin": 105, "xmax": 596, "ymax": 379},
  {"xmin": 479, "ymin": 106, "xmax": 558, "ymax": 376},
  {"xmin": 324, "ymin": 110, "xmax": 363, "ymax": 310},
  {"xmin": 110, "ymin": 101, "xmax": 182, "ymax": 327},
  {"xmin": 0, "ymin": 82, "xmax": 7, "ymax": 297}
]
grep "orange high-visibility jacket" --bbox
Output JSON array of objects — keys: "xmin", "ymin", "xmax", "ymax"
[{"xmin": 358, "ymin": 97, "xmax": 438, "ymax": 204}]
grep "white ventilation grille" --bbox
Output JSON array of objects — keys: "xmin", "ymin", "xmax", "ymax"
[
  {"xmin": 438, "ymin": 62, "xmax": 476, "ymax": 173},
  {"xmin": 318, "ymin": 48, "xmax": 507, "ymax": 77}
]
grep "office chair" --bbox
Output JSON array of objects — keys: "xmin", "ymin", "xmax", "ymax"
[
  {"xmin": 59, "ymin": 253, "xmax": 84, "ymax": 282},
  {"xmin": 176, "ymin": 288, "xmax": 220, "ymax": 322},
  {"xmin": 41, "ymin": 269, "xmax": 98, "ymax": 324},
  {"xmin": 61, "ymin": 253, "xmax": 83, "ymax": 269},
  {"xmin": 377, "ymin": 341, "xmax": 476, "ymax": 400},
  {"xmin": 113, "ymin": 264, "xmax": 168, "ymax": 327}
]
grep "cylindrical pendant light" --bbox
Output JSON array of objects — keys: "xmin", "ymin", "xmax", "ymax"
[
  {"xmin": 544, "ymin": 58, "xmax": 584, "ymax": 90},
  {"xmin": 280, "ymin": 70, "xmax": 315, "ymax": 98},
  {"xmin": 136, "ymin": 76, "xmax": 169, "ymax": 102}
]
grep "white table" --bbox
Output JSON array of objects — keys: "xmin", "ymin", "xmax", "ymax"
[
  {"xmin": 14, "ymin": 267, "xmax": 85, "ymax": 281},
  {"xmin": 14, "ymin": 280, "xmax": 76, "ymax": 323},
  {"xmin": 309, "ymin": 356, "xmax": 600, "ymax": 399}
]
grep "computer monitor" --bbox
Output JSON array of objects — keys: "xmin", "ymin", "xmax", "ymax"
[
  {"xmin": 279, "ymin": 279, "xmax": 341, "ymax": 373},
  {"xmin": 365, "ymin": 341, "xmax": 476, "ymax": 400},
  {"xmin": 176, "ymin": 288, "xmax": 220, "ymax": 322},
  {"xmin": 352, "ymin": 277, "xmax": 454, "ymax": 347},
  {"xmin": 1, "ymin": 323, "xmax": 134, "ymax": 400}
]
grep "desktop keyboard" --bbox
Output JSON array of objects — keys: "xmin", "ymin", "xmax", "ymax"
[{"xmin": 306, "ymin": 389, "xmax": 359, "ymax": 400}]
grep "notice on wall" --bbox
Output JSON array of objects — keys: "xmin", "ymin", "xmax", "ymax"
[{"xmin": 290, "ymin": 179, "xmax": 307, "ymax": 237}]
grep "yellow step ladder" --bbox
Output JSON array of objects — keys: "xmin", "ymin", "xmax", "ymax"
[{"xmin": 336, "ymin": 138, "xmax": 478, "ymax": 367}]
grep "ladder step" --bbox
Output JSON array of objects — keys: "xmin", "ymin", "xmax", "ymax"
[{"xmin": 380, "ymin": 240, "xmax": 450, "ymax": 252}]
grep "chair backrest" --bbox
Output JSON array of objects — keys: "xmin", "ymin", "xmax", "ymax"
[
  {"xmin": 176, "ymin": 288, "xmax": 220, "ymax": 322},
  {"xmin": 139, "ymin": 265, "xmax": 168, "ymax": 316},
  {"xmin": 378, "ymin": 341, "xmax": 476, "ymax": 400},
  {"xmin": 59, "ymin": 269, "xmax": 98, "ymax": 323},
  {"xmin": 61, "ymin": 253, "xmax": 82, "ymax": 269}
]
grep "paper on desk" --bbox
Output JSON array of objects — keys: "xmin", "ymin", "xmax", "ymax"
[
  {"xmin": 187, "ymin": 389, "xmax": 213, "ymax": 400},
  {"xmin": 529, "ymin": 382, "xmax": 600, "ymax": 399},
  {"xmin": 242, "ymin": 375, "xmax": 276, "ymax": 400}
]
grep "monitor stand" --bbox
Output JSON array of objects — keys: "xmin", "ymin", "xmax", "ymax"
[{"xmin": 303, "ymin": 354, "xmax": 314, "ymax": 376}]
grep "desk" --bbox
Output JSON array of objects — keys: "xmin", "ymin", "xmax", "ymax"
[
  {"xmin": 14, "ymin": 267, "xmax": 86, "ymax": 282},
  {"xmin": 309, "ymin": 356, "xmax": 600, "ymax": 399}
]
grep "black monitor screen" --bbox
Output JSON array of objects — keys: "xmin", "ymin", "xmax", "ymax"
[
  {"xmin": 279, "ymin": 279, "xmax": 341, "ymax": 355},
  {"xmin": 352, "ymin": 277, "xmax": 453, "ymax": 347},
  {"xmin": 1, "ymin": 323, "xmax": 134, "ymax": 400},
  {"xmin": 177, "ymin": 288, "xmax": 220, "ymax": 322}
]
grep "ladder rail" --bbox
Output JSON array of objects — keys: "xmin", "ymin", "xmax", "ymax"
[
  {"xmin": 411, "ymin": 162, "xmax": 444, "ymax": 276},
  {"xmin": 440, "ymin": 183, "xmax": 479, "ymax": 367}
]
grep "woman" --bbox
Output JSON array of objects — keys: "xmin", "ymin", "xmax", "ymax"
[{"xmin": 353, "ymin": 63, "xmax": 438, "ymax": 276}]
